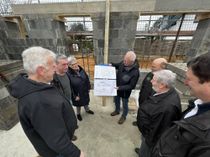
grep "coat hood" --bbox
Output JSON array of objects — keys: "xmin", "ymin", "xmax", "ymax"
[{"xmin": 7, "ymin": 73, "xmax": 52, "ymax": 99}]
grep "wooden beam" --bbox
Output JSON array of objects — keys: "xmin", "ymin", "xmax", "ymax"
[
  {"xmin": 3, "ymin": 15, "xmax": 27, "ymax": 38},
  {"xmin": 104, "ymin": 0, "xmax": 110, "ymax": 65},
  {"xmin": 53, "ymin": 15, "xmax": 66, "ymax": 22},
  {"xmin": 195, "ymin": 13, "xmax": 210, "ymax": 21}
]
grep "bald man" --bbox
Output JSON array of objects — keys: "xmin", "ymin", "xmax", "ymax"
[
  {"xmin": 134, "ymin": 58, "xmax": 167, "ymax": 154},
  {"xmin": 111, "ymin": 51, "xmax": 140, "ymax": 124},
  {"xmin": 138, "ymin": 58, "xmax": 168, "ymax": 105}
]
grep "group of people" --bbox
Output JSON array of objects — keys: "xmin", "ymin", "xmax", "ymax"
[
  {"xmin": 8, "ymin": 47, "xmax": 94, "ymax": 157},
  {"xmin": 7, "ymin": 46, "xmax": 210, "ymax": 157},
  {"xmin": 109, "ymin": 50, "xmax": 210, "ymax": 157}
]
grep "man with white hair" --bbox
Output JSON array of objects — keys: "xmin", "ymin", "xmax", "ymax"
[
  {"xmin": 134, "ymin": 57, "xmax": 168, "ymax": 155},
  {"xmin": 7, "ymin": 47, "xmax": 84, "ymax": 157},
  {"xmin": 136, "ymin": 69, "xmax": 182, "ymax": 157},
  {"xmin": 133, "ymin": 57, "xmax": 168, "ymax": 127},
  {"xmin": 111, "ymin": 51, "xmax": 140, "ymax": 124},
  {"xmin": 152, "ymin": 53, "xmax": 210, "ymax": 157}
]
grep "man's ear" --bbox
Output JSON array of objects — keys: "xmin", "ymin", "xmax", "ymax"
[
  {"xmin": 161, "ymin": 62, "xmax": 167, "ymax": 69},
  {"xmin": 36, "ymin": 66, "xmax": 44, "ymax": 76}
]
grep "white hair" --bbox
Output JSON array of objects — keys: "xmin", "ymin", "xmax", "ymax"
[
  {"xmin": 68, "ymin": 55, "xmax": 77, "ymax": 65},
  {"xmin": 22, "ymin": 46, "xmax": 56, "ymax": 74},
  {"xmin": 153, "ymin": 69, "xmax": 176, "ymax": 88},
  {"xmin": 126, "ymin": 51, "xmax": 136, "ymax": 62}
]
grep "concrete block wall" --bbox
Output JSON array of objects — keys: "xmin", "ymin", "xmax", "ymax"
[
  {"xmin": 92, "ymin": 13, "xmax": 105, "ymax": 64},
  {"xmin": 92, "ymin": 12, "xmax": 138, "ymax": 64},
  {"xmin": 0, "ymin": 16, "xmax": 71, "ymax": 60},
  {"xmin": 3, "ymin": 38, "xmax": 70, "ymax": 59},
  {"xmin": 134, "ymin": 38, "xmax": 191, "ymax": 57},
  {"xmin": 186, "ymin": 18, "xmax": 210, "ymax": 60},
  {"xmin": 0, "ymin": 30, "xmax": 8, "ymax": 59},
  {"xmin": 22, "ymin": 14, "xmax": 66, "ymax": 39},
  {"xmin": 0, "ymin": 61, "xmax": 23, "ymax": 130},
  {"xmin": 108, "ymin": 12, "xmax": 139, "ymax": 63}
]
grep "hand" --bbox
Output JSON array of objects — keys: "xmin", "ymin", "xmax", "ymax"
[
  {"xmin": 80, "ymin": 151, "xmax": 85, "ymax": 157},
  {"xmin": 75, "ymin": 96, "xmax": 80, "ymax": 101}
]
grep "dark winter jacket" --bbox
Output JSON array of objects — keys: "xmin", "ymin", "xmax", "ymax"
[
  {"xmin": 138, "ymin": 72, "xmax": 154, "ymax": 105},
  {"xmin": 112, "ymin": 60, "xmax": 140, "ymax": 98},
  {"xmin": 152, "ymin": 101, "xmax": 210, "ymax": 157},
  {"xmin": 137, "ymin": 88, "xmax": 182, "ymax": 147},
  {"xmin": 7, "ymin": 73, "xmax": 80, "ymax": 157},
  {"xmin": 67, "ymin": 66, "xmax": 91, "ymax": 107}
]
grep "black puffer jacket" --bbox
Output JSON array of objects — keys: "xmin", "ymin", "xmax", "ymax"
[
  {"xmin": 7, "ymin": 73, "xmax": 80, "ymax": 157},
  {"xmin": 138, "ymin": 72, "xmax": 154, "ymax": 105},
  {"xmin": 152, "ymin": 101, "xmax": 210, "ymax": 157},
  {"xmin": 112, "ymin": 60, "xmax": 140, "ymax": 98},
  {"xmin": 137, "ymin": 88, "xmax": 182, "ymax": 147},
  {"xmin": 67, "ymin": 66, "xmax": 91, "ymax": 107}
]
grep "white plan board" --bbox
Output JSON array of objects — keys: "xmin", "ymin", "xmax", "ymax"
[
  {"xmin": 94, "ymin": 65, "xmax": 117, "ymax": 96},
  {"xmin": 94, "ymin": 79, "xmax": 117, "ymax": 96},
  {"xmin": 94, "ymin": 65, "xmax": 116, "ymax": 79}
]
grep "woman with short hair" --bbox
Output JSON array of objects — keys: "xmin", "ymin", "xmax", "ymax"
[{"xmin": 67, "ymin": 56, "xmax": 94, "ymax": 121}]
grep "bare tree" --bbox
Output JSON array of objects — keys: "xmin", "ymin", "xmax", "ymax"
[{"xmin": 0, "ymin": 0, "xmax": 14, "ymax": 15}]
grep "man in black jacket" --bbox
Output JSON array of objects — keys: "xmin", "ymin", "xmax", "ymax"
[
  {"xmin": 110, "ymin": 51, "xmax": 140, "ymax": 124},
  {"xmin": 134, "ymin": 58, "xmax": 168, "ymax": 154},
  {"xmin": 52, "ymin": 54, "xmax": 78, "ymax": 141},
  {"xmin": 7, "ymin": 47, "xmax": 84, "ymax": 157},
  {"xmin": 133, "ymin": 58, "xmax": 168, "ymax": 125},
  {"xmin": 152, "ymin": 53, "xmax": 210, "ymax": 157},
  {"xmin": 137, "ymin": 69, "xmax": 182, "ymax": 157}
]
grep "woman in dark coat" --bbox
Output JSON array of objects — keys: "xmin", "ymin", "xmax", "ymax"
[{"xmin": 67, "ymin": 56, "xmax": 94, "ymax": 121}]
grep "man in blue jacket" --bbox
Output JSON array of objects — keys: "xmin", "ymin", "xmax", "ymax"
[{"xmin": 7, "ymin": 47, "xmax": 84, "ymax": 157}]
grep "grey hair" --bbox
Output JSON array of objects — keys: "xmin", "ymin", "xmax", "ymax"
[
  {"xmin": 55, "ymin": 54, "xmax": 68, "ymax": 64},
  {"xmin": 153, "ymin": 69, "xmax": 176, "ymax": 88},
  {"xmin": 126, "ymin": 51, "xmax": 136, "ymax": 62},
  {"xmin": 68, "ymin": 55, "xmax": 77, "ymax": 65},
  {"xmin": 22, "ymin": 46, "xmax": 56, "ymax": 74}
]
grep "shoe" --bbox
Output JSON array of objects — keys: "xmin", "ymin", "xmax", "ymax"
[
  {"xmin": 135, "ymin": 148, "xmax": 140, "ymax": 154},
  {"xmin": 77, "ymin": 114, "xmax": 82, "ymax": 121},
  {"xmin": 86, "ymin": 110, "xmax": 94, "ymax": 114},
  {"xmin": 118, "ymin": 116, "xmax": 126, "ymax": 124},
  {"xmin": 132, "ymin": 121, "xmax": 137, "ymax": 126},
  {"xmin": 72, "ymin": 135, "xmax": 77, "ymax": 141},
  {"xmin": 110, "ymin": 111, "xmax": 120, "ymax": 116}
]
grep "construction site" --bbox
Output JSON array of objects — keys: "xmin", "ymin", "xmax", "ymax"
[{"xmin": 0, "ymin": 0, "xmax": 210, "ymax": 156}]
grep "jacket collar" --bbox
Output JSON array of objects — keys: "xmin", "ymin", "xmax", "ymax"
[
  {"xmin": 176, "ymin": 105, "xmax": 210, "ymax": 140},
  {"xmin": 148, "ymin": 88, "xmax": 175, "ymax": 103},
  {"xmin": 122, "ymin": 59, "xmax": 139, "ymax": 72}
]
